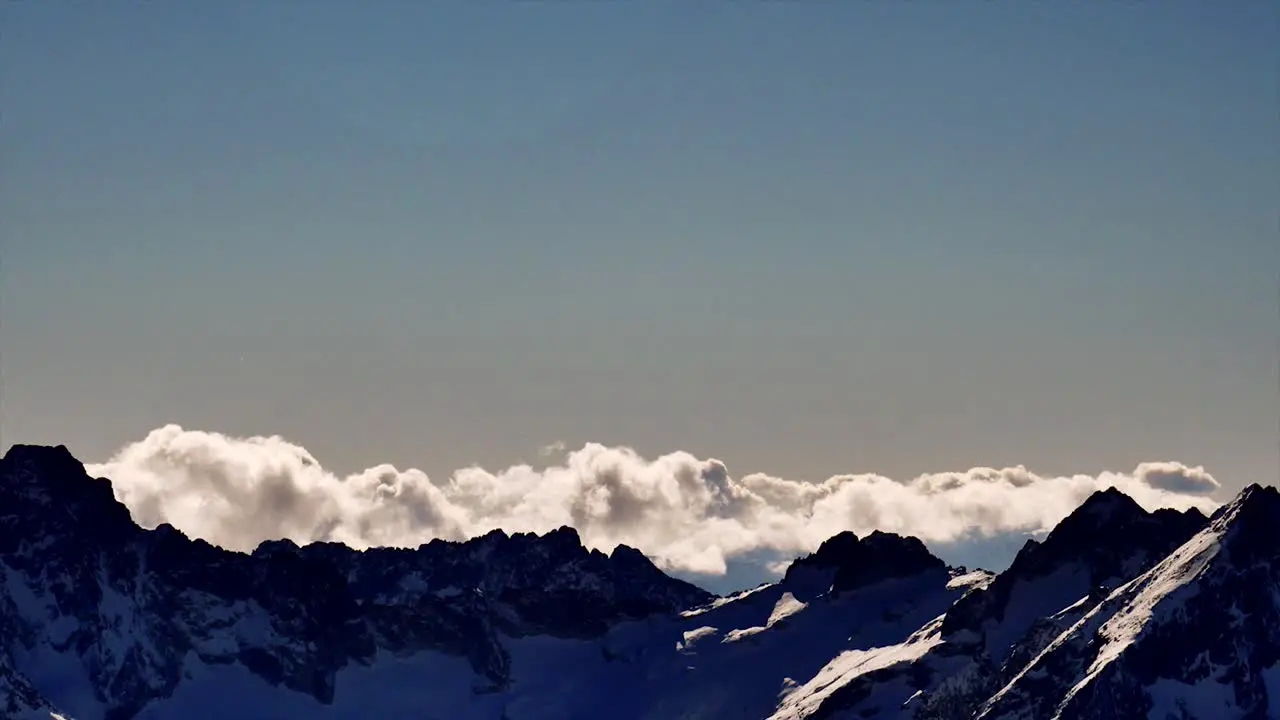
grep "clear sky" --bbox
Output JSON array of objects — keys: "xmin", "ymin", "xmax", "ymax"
[{"xmin": 2, "ymin": 3, "xmax": 1277, "ymax": 583}]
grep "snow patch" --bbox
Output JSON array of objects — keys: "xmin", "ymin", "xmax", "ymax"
[
  {"xmin": 1051, "ymin": 594, "xmax": 1091, "ymax": 620},
  {"xmin": 681, "ymin": 584, "xmax": 770, "ymax": 618},
  {"xmin": 947, "ymin": 570, "xmax": 994, "ymax": 592},
  {"xmin": 767, "ymin": 593, "xmax": 807, "ymax": 627},
  {"xmin": 678, "ymin": 626, "xmax": 719, "ymax": 651}
]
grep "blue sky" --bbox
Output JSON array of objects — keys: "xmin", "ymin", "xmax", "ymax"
[{"xmin": 2, "ymin": 3, "xmax": 1277, "ymax": 583}]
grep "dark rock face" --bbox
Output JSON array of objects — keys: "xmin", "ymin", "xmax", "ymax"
[
  {"xmin": 0, "ymin": 444, "xmax": 712, "ymax": 719},
  {"xmin": 782, "ymin": 530, "xmax": 947, "ymax": 598}
]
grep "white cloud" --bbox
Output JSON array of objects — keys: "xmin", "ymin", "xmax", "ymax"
[
  {"xmin": 85, "ymin": 424, "xmax": 1223, "ymax": 577},
  {"xmin": 538, "ymin": 441, "xmax": 568, "ymax": 458},
  {"xmin": 1132, "ymin": 461, "xmax": 1220, "ymax": 494}
]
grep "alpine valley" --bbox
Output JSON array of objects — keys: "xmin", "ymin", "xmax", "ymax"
[{"xmin": 3, "ymin": 444, "xmax": 1278, "ymax": 720}]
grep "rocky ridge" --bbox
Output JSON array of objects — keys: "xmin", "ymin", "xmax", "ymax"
[
  {"xmin": 2, "ymin": 443, "xmax": 1275, "ymax": 720},
  {"xmin": 0, "ymin": 444, "xmax": 709, "ymax": 719}
]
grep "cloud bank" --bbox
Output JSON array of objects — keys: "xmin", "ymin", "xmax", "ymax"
[{"xmin": 86, "ymin": 425, "xmax": 1223, "ymax": 577}]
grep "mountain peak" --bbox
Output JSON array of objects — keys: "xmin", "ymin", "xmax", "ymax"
[
  {"xmin": 981, "ymin": 482, "xmax": 1280, "ymax": 719},
  {"xmin": 2, "ymin": 442, "xmax": 79, "ymax": 464},
  {"xmin": 1027, "ymin": 486, "xmax": 1205, "ymax": 563},
  {"xmin": 542, "ymin": 524, "xmax": 582, "ymax": 547},
  {"xmin": 2, "ymin": 443, "xmax": 137, "ymax": 547},
  {"xmin": 1062, "ymin": 486, "xmax": 1145, "ymax": 526},
  {"xmin": 805, "ymin": 530, "xmax": 860, "ymax": 564},
  {"xmin": 609, "ymin": 543, "xmax": 650, "ymax": 564},
  {"xmin": 783, "ymin": 529, "xmax": 944, "ymax": 596},
  {"xmin": 940, "ymin": 486, "xmax": 1208, "ymax": 650},
  {"xmin": 1209, "ymin": 482, "xmax": 1280, "ymax": 567},
  {"xmin": 2, "ymin": 443, "xmax": 92, "ymax": 491},
  {"xmin": 1218, "ymin": 482, "xmax": 1279, "ymax": 516},
  {"xmin": 252, "ymin": 537, "xmax": 302, "ymax": 556},
  {"xmin": 1152, "ymin": 505, "xmax": 1207, "ymax": 524}
]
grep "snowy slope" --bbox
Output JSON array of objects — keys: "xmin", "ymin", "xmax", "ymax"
[
  {"xmin": 978, "ymin": 483, "xmax": 1280, "ymax": 720},
  {"xmin": 124, "ymin": 538, "xmax": 986, "ymax": 719},
  {"xmin": 776, "ymin": 488, "xmax": 1210, "ymax": 720}
]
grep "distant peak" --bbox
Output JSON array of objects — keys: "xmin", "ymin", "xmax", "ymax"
[
  {"xmin": 995, "ymin": 484, "xmax": 1209, "ymax": 592},
  {"xmin": 859, "ymin": 530, "xmax": 935, "ymax": 557},
  {"xmin": 2, "ymin": 443, "xmax": 84, "ymax": 472},
  {"xmin": 1214, "ymin": 483, "xmax": 1280, "ymax": 531},
  {"xmin": 0, "ymin": 443, "xmax": 137, "ymax": 544},
  {"xmin": 1238, "ymin": 483, "xmax": 1279, "ymax": 502},
  {"xmin": 609, "ymin": 543, "xmax": 644, "ymax": 560},
  {"xmin": 863, "ymin": 529, "xmax": 916, "ymax": 544},
  {"xmin": 1039, "ymin": 488, "xmax": 1146, "ymax": 544},
  {"xmin": 544, "ymin": 525, "xmax": 581, "ymax": 544},
  {"xmin": 153, "ymin": 523, "xmax": 186, "ymax": 539},
  {"xmin": 480, "ymin": 527, "xmax": 509, "ymax": 541},
  {"xmin": 609, "ymin": 544, "xmax": 656, "ymax": 570},
  {"xmin": 253, "ymin": 538, "xmax": 301, "ymax": 556},
  {"xmin": 1076, "ymin": 486, "xmax": 1143, "ymax": 516},
  {"xmin": 783, "ymin": 529, "xmax": 943, "ymax": 595},
  {"xmin": 1152, "ymin": 506, "xmax": 1208, "ymax": 524},
  {"xmin": 809, "ymin": 531, "xmax": 860, "ymax": 560}
]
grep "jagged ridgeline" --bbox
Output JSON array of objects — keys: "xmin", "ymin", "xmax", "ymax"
[{"xmin": 2, "ymin": 444, "xmax": 1278, "ymax": 720}]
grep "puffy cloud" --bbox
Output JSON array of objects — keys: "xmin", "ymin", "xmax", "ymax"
[
  {"xmin": 86, "ymin": 425, "xmax": 1223, "ymax": 577},
  {"xmin": 1132, "ymin": 461, "xmax": 1221, "ymax": 494}
]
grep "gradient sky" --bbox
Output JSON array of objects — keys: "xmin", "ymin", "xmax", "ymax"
[{"xmin": 3, "ymin": 3, "xmax": 1278, "ymax": 500}]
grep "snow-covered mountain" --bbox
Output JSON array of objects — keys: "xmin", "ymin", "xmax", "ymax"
[
  {"xmin": 978, "ymin": 483, "xmax": 1280, "ymax": 719},
  {"xmin": 1, "ymin": 444, "xmax": 1276, "ymax": 720}
]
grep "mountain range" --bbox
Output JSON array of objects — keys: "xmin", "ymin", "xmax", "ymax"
[{"xmin": 2, "ymin": 443, "xmax": 1277, "ymax": 719}]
